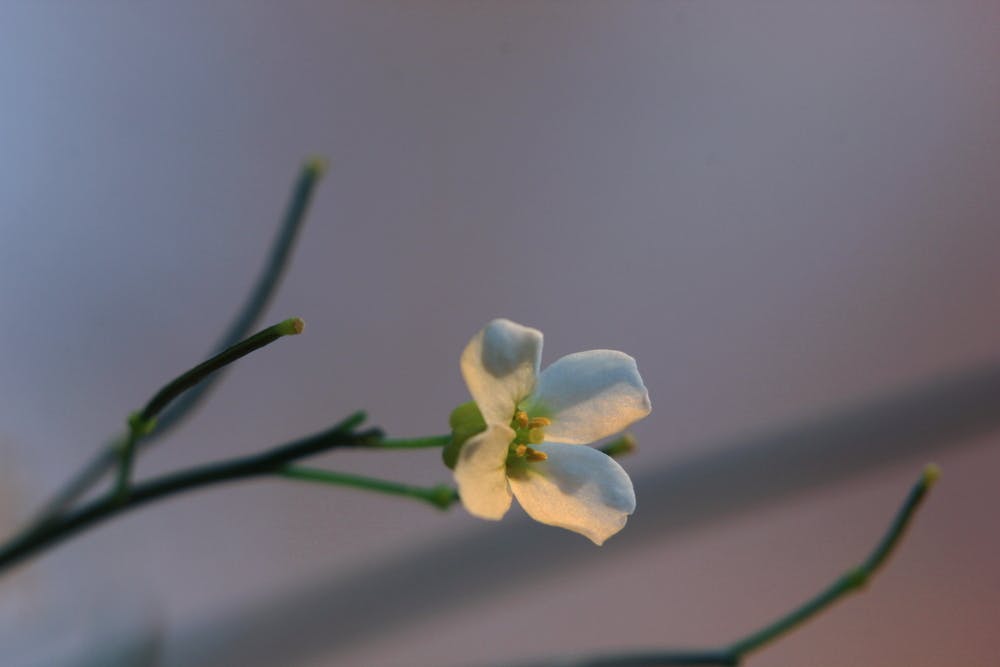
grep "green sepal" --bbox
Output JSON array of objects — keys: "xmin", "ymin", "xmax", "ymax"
[{"xmin": 443, "ymin": 401, "xmax": 487, "ymax": 469}]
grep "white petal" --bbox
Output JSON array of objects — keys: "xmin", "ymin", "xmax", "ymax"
[
  {"xmin": 507, "ymin": 443, "xmax": 636, "ymax": 545},
  {"xmin": 454, "ymin": 424, "xmax": 515, "ymax": 520},
  {"xmin": 525, "ymin": 350, "xmax": 651, "ymax": 444},
  {"xmin": 461, "ymin": 319, "xmax": 543, "ymax": 426}
]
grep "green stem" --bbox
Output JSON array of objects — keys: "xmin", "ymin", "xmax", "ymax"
[
  {"xmin": 139, "ymin": 317, "xmax": 303, "ymax": 423},
  {"xmin": 0, "ymin": 413, "xmax": 375, "ymax": 574},
  {"xmin": 511, "ymin": 465, "xmax": 938, "ymax": 667},
  {"xmin": 280, "ymin": 465, "xmax": 459, "ymax": 509},
  {"xmin": 35, "ymin": 159, "xmax": 325, "ymax": 519},
  {"xmin": 105, "ymin": 318, "xmax": 302, "ymax": 502},
  {"xmin": 725, "ymin": 464, "xmax": 940, "ymax": 658},
  {"xmin": 152, "ymin": 159, "xmax": 326, "ymax": 437},
  {"xmin": 113, "ymin": 429, "xmax": 139, "ymax": 503},
  {"xmin": 372, "ymin": 434, "xmax": 452, "ymax": 449}
]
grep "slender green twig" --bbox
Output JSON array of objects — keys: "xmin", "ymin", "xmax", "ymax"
[
  {"xmin": 513, "ymin": 464, "xmax": 939, "ymax": 667},
  {"xmin": 0, "ymin": 413, "xmax": 376, "ymax": 574},
  {"xmin": 140, "ymin": 317, "xmax": 304, "ymax": 424},
  {"xmin": 153, "ymin": 159, "xmax": 325, "ymax": 437},
  {"xmin": 107, "ymin": 317, "xmax": 303, "ymax": 502},
  {"xmin": 112, "ymin": 416, "xmax": 147, "ymax": 503},
  {"xmin": 371, "ymin": 434, "xmax": 452, "ymax": 449},
  {"xmin": 281, "ymin": 465, "xmax": 459, "ymax": 509},
  {"xmin": 37, "ymin": 159, "xmax": 325, "ymax": 519},
  {"xmin": 724, "ymin": 463, "xmax": 940, "ymax": 658}
]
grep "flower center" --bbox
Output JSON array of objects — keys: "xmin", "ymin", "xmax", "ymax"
[{"xmin": 506, "ymin": 410, "xmax": 550, "ymax": 469}]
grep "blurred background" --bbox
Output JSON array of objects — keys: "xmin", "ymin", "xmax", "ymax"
[{"xmin": 1, "ymin": 2, "xmax": 999, "ymax": 666}]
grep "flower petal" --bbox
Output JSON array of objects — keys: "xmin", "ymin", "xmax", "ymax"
[
  {"xmin": 525, "ymin": 350, "xmax": 651, "ymax": 444},
  {"xmin": 461, "ymin": 319, "xmax": 543, "ymax": 426},
  {"xmin": 454, "ymin": 424, "xmax": 515, "ymax": 520},
  {"xmin": 507, "ymin": 443, "xmax": 636, "ymax": 545}
]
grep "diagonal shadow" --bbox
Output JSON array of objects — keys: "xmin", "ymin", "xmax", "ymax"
[{"xmin": 173, "ymin": 364, "xmax": 1000, "ymax": 667}]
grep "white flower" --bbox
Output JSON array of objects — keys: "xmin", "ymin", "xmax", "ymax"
[{"xmin": 454, "ymin": 319, "xmax": 651, "ymax": 545}]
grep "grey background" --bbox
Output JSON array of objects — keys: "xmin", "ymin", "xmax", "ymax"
[{"xmin": 1, "ymin": 2, "xmax": 998, "ymax": 666}]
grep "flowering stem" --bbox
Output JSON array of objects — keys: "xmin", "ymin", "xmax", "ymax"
[
  {"xmin": 0, "ymin": 413, "xmax": 378, "ymax": 575},
  {"xmin": 108, "ymin": 317, "xmax": 304, "ymax": 502},
  {"xmin": 36, "ymin": 159, "xmax": 325, "ymax": 520},
  {"xmin": 371, "ymin": 434, "xmax": 453, "ymax": 449},
  {"xmin": 280, "ymin": 466, "xmax": 459, "ymax": 509}
]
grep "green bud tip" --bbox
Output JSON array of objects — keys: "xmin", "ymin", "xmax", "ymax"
[
  {"xmin": 617, "ymin": 433, "xmax": 637, "ymax": 453},
  {"xmin": 304, "ymin": 156, "xmax": 328, "ymax": 179},
  {"xmin": 277, "ymin": 317, "xmax": 305, "ymax": 336},
  {"xmin": 340, "ymin": 411, "xmax": 367, "ymax": 431},
  {"xmin": 428, "ymin": 485, "xmax": 459, "ymax": 510},
  {"xmin": 922, "ymin": 463, "xmax": 941, "ymax": 487}
]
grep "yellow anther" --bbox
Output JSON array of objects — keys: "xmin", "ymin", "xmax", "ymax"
[
  {"xmin": 514, "ymin": 444, "xmax": 528, "ymax": 457},
  {"xmin": 525, "ymin": 448, "xmax": 548, "ymax": 462},
  {"xmin": 527, "ymin": 417, "xmax": 551, "ymax": 429},
  {"xmin": 514, "ymin": 411, "xmax": 529, "ymax": 428}
]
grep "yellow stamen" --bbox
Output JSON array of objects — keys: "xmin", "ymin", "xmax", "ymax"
[
  {"xmin": 527, "ymin": 427, "xmax": 546, "ymax": 444},
  {"xmin": 514, "ymin": 411, "xmax": 529, "ymax": 428},
  {"xmin": 527, "ymin": 417, "xmax": 551, "ymax": 429},
  {"xmin": 525, "ymin": 448, "xmax": 548, "ymax": 462},
  {"xmin": 514, "ymin": 444, "xmax": 528, "ymax": 457}
]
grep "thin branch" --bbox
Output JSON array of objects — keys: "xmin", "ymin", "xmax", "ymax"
[
  {"xmin": 371, "ymin": 434, "xmax": 453, "ymax": 449},
  {"xmin": 154, "ymin": 160, "xmax": 325, "ymax": 437},
  {"xmin": 724, "ymin": 463, "xmax": 940, "ymax": 657},
  {"xmin": 37, "ymin": 159, "xmax": 325, "ymax": 518},
  {"xmin": 113, "ymin": 317, "xmax": 304, "ymax": 499},
  {"xmin": 0, "ymin": 413, "xmax": 377, "ymax": 574},
  {"xmin": 139, "ymin": 317, "xmax": 304, "ymax": 424},
  {"xmin": 509, "ymin": 464, "xmax": 939, "ymax": 667},
  {"xmin": 280, "ymin": 465, "xmax": 458, "ymax": 509}
]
